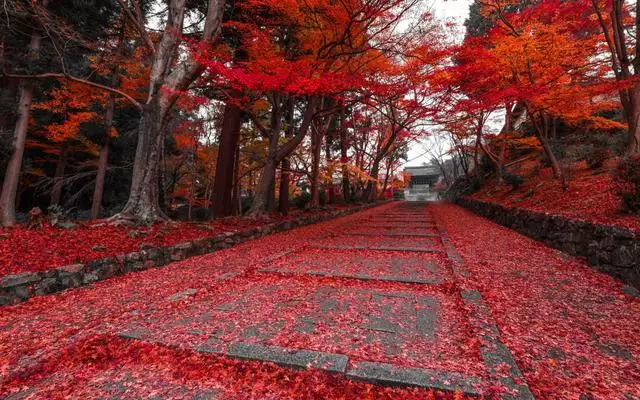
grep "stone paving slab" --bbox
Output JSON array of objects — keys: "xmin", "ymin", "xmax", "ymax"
[
  {"xmin": 226, "ymin": 342, "xmax": 349, "ymax": 373},
  {"xmin": 115, "ymin": 278, "xmax": 484, "ymax": 383},
  {"xmin": 373, "ymin": 218, "xmax": 434, "ymax": 222},
  {"xmin": 346, "ymin": 361, "xmax": 482, "ymax": 396},
  {"xmin": 460, "ymin": 290, "xmax": 535, "ymax": 400},
  {"xmin": 260, "ymin": 249, "xmax": 446, "ymax": 284},
  {"xmin": 316, "ymin": 234, "xmax": 442, "ymax": 251},
  {"xmin": 365, "ymin": 223, "xmax": 438, "ymax": 229},
  {"xmin": 314, "ymin": 245, "xmax": 443, "ymax": 253},
  {"xmin": 342, "ymin": 225, "xmax": 440, "ymax": 235},
  {"xmin": 344, "ymin": 232, "xmax": 441, "ymax": 238}
]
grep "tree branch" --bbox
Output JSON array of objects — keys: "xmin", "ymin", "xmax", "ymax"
[{"xmin": 2, "ymin": 71, "xmax": 143, "ymax": 111}]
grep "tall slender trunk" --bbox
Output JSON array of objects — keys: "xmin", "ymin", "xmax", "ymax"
[
  {"xmin": 381, "ymin": 155, "xmax": 393, "ymax": 198},
  {"xmin": 252, "ymin": 155, "xmax": 277, "ymax": 215},
  {"xmin": 0, "ymin": 31, "xmax": 41, "ymax": 227},
  {"xmin": 626, "ymin": 85, "xmax": 640, "ymax": 155},
  {"xmin": 310, "ymin": 123, "xmax": 322, "ymax": 208},
  {"xmin": 249, "ymin": 96, "xmax": 317, "ymax": 216},
  {"xmin": 539, "ymin": 133, "xmax": 563, "ymax": 179},
  {"xmin": 211, "ymin": 102, "xmax": 242, "ymax": 218},
  {"xmin": 363, "ymin": 163, "xmax": 380, "ymax": 202},
  {"xmin": 50, "ymin": 142, "xmax": 69, "ymax": 206},
  {"xmin": 91, "ymin": 76, "xmax": 117, "ymax": 220},
  {"xmin": 267, "ymin": 176, "xmax": 276, "ymax": 212},
  {"xmin": 325, "ymin": 128, "xmax": 335, "ymax": 204},
  {"xmin": 278, "ymin": 158, "xmax": 290, "ymax": 214},
  {"xmin": 250, "ymin": 103, "xmax": 282, "ymax": 215},
  {"xmin": 278, "ymin": 101, "xmax": 294, "ymax": 214},
  {"xmin": 340, "ymin": 118, "xmax": 350, "ymax": 202},
  {"xmin": 231, "ymin": 144, "xmax": 241, "ymax": 216},
  {"xmin": 91, "ymin": 141, "xmax": 110, "ymax": 219}
]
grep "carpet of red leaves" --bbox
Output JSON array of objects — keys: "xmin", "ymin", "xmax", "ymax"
[
  {"xmin": 1, "ymin": 204, "xmax": 475, "ymax": 399},
  {"xmin": 3, "ymin": 202, "xmax": 638, "ymax": 399},
  {"xmin": 0, "ymin": 206, "xmax": 350, "ymax": 276},
  {"xmin": 432, "ymin": 203, "xmax": 640, "ymax": 399},
  {"xmin": 469, "ymin": 160, "xmax": 640, "ymax": 232}
]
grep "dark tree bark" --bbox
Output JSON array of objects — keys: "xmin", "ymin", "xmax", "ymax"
[
  {"xmin": 249, "ymin": 95, "xmax": 318, "ymax": 216},
  {"xmin": 340, "ymin": 113, "xmax": 350, "ymax": 202},
  {"xmin": 278, "ymin": 101, "xmax": 294, "ymax": 214},
  {"xmin": 90, "ymin": 71, "xmax": 118, "ymax": 220},
  {"xmin": 231, "ymin": 144, "xmax": 241, "ymax": 215},
  {"xmin": 325, "ymin": 129, "xmax": 335, "ymax": 204},
  {"xmin": 50, "ymin": 141, "xmax": 69, "ymax": 206},
  {"xmin": 0, "ymin": 31, "xmax": 41, "ymax": 226},
  {"xmin": 310, "ymin": 106, "xmax": 334, "ymax": 208},
  {"xmin": 310, "ymin": 122, "xmax": 323, "ymax": 208},
  {"xmin": 278, "ymin": 158, "xmax": 290, "ymax": 214},
  {"xmin": 592, "ymin": 0, "xmax": 640, "ymax": 155},
  {"xmin": 114, "ymin": 0, "xmax": 225, "ymax": 224},
  {"xmin": 91, "ymin": 141, "xmax": 110, "ymax": 219},
  {"xmin": 211, "ymin": 102, "xmax": 242, "ymax": 218}
]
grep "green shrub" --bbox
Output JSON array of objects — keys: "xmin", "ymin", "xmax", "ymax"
[
  {"xmin": 503, "ymin": 172, "xmax": 524, "ymax": 189},
  {"xmin": 613, "ymin": 156, "xmax": 640, "ymax": 213},
  {"xmin": 293, "ymin": 191, "xmax": 311, "ymax": 209},
  {"xmin": 585, "ymin": 146, "xmax": 610, "ymax": 169},
  {"xmin": 241, "ymin": 195, "xmax": 254, "ymax": 213}
]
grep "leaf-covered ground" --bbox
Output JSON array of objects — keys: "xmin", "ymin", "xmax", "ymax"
[
  {"xmin": 469, "ymin": 160, "xmax": 640, "ymax": 232},
  {"xmin": 0, "ymin": 205, "xmax": 351, "ymax": 276},
  {"xmin": 1, "ymin": 202, "xmax": 638, "ymax": 399},
  {"xmin": 432, "ymin": 203, "xmax": 640, "ymax": 399}
]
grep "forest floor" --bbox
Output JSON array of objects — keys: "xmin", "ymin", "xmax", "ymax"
[
  {"xmin": 0, "ymin": 204, "xmax": 353, "ymax": 276},
  {"xmin": 1, "ymin": 202, "xmax": 639, "ymax": 399},
  {"xmin": 469, "ymin": 159, "xmax": 640, "ymax": 232}
]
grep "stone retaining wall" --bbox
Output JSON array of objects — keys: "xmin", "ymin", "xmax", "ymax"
[
  {"xmin": 457, "ymin": 197, "xmax": 640, "ymax": 289},
  {"xmin": 1, "ymin": 202, "xmax": 388, "ymax": 306}
]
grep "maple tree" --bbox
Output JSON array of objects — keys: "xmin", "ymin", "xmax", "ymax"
[
  {"xmin": 590, "ymin": 0, "xmax": 640, "ymax": 155},
  {"xmin": 1, "ymin": 0, "xmax": 638, "ymax": 223},
  {"xmin": 432, "ymin": 0, "xmax": 624, "ymax": 193}
]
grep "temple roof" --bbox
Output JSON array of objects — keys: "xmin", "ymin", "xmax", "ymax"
[{"xmin": 403, "ymin": 166, "xmax": 440, "ymax": 176}]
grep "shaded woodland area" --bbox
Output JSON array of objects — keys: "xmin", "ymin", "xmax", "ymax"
[{"xmin": 1, "ymin": 0, "xmax": 640, "ymax": 229}]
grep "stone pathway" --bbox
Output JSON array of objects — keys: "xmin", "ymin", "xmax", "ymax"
[
  {"xmin": 111, "ymin": 203, "xmax": 529, "ymax": 398},
  {"xmin": 5, "ymin": 202, "xmax": 638, "ymax": 399}
]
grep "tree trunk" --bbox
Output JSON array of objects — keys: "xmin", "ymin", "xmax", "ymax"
[
  {"xmin": 538, "ymin": 133, "xmax": 564, "ymax": 184},
  {"xmin": 91, "ymin": 141, "xmax": 110, "ymax": 219},
  {"xmin": 90, "ymin": 72, "xmax": 117, "ymax": 220},
  {"xmin": 267, "ymin": 175, "xmax": 276, "ymax": 212},
  {"xmin": 211, "ymin": 103, "xmax": 242, "ymax": 218},
  {"xmin": 325, "ymin": 128, "xmax": 335, "ymax": 204},
  {"xmin": 250, "ymin": 103, "xmax": 281, "ymax": 216},
  {"xmin": 249, "ymin": 96, "xmax": 317, "ymax": 216},
  {"xmin": 50, "ymin": 142, "xmax": 69, "ymax": 206},
  {"xmin": 0, "ymin": 31, "xmax": 41, "ymax": 227},
  {"xmin": 231, "ymin": 144, "xmax": 241, "ymax": 216},
  {"xmin": 626, "ymin": 85, "xmax": 640, "ymax": 155},
  {"xmin": 251, "ymin": 156, "xmax": 277, "ymax": 216},
  {"xmin": 310, "ymin": 124, "xmax": 322, "ymax": 208},
  {"xmin": 381, "ymin": 155, "xmax": 393, "ymax": 198},
  {"xmin": 340, "ymin": 121, "xmax": 350, "ymax": 202},
  {"xmin": 117, "ymin": 102, "xmax": 167, "ymax": 224},
  {"xmin": 278, "ymin": 158, "xmax": 290, "ymax": 214},
  {"xmin": 278, "ymin": 101, "xmax": 294, "ymax": 214},
  {"xmin": 363, "ymin": 163, "xmax": 380, "ymax": 202},
  {"xmin": 112, "ymin": 0, "xmax": 224, "ymax": 224}
]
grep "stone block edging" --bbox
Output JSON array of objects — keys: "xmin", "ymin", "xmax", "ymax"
[
  {"xmin": 456, "ymin": 197, "xmax": 640, "ymax": 289},
  {"xmin": 0, "ymin": 202, "xmax": 390, "ymax": 306}
]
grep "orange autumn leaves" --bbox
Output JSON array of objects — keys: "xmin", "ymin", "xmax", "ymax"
[
  {"xmin": 437, "ymin": 0, "xmax": 625, "ymax": 132},
  {"xmin": 33, "ymin": 50, "xmax": 149, "ymax": 143}
]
